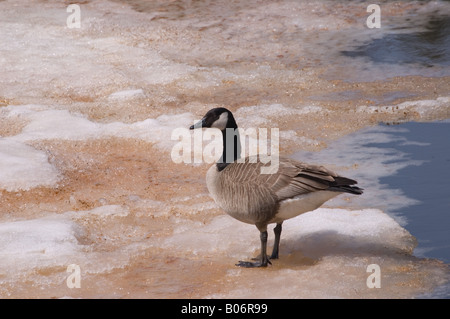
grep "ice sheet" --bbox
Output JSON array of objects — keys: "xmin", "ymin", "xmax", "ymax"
[
  {"xmin": 0, "ymin": 205, "xmax": 141, "ymax": 296},
  {"xmin": 163, "ymin": 208, "xmax": 416, "ymax": 257},
  {"xmin": 357, "ymin": 97, "xmax": 450, "ymax": 118},
  {"xmin": 107, "ymin": 89, "xmax": 145, "ymax": 101},
  {"xmin": 3, "ymin": 104, "xmax": 195, "ymax": 151},
  {"xmin": 0, "ymin": 216, "xmax": 82, "ymax": 268},
  {"xmin": 0, "ymin": 138, "xmax": 60, "ymax": 191},
  {"xmin": 162, "ymin": 208, "xmax": 446, "ymax": 298}
]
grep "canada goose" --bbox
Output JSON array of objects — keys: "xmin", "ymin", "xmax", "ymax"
[{"xmin": 190, "ymin": 107, "xmax": 363, "ymax": 267}]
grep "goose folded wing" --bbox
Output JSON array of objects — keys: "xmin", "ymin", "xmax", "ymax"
[{"xmin": 264, "ymin": 158, "xmax": 341, "ymax": 201}]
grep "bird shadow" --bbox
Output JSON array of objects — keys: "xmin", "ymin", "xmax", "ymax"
[{"xmin": 272, "ymin": 229, "xmax": 416, "ymax": 267}]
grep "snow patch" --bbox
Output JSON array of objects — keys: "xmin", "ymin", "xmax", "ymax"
[{"xmin": 0, "ymin": 138, "xmax": 60, "ymax": 191}]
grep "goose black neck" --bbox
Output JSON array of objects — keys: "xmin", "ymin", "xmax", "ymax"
[{"xmin": 217, "ymin": 114, "xmax": 241, "ymax": 172}]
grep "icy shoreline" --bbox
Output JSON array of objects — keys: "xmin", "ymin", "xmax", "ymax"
[{"xmin": 0, "ymin": 0, "xmax": 449, "ymax": 298}]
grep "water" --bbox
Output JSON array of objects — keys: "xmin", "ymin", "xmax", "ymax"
[
  {"xmin": 293, "ymin": 121, "xmax": 450, "ymax": 297},
  {"xmin": 341, "ymin": 15, "xmax": 450, "ymax": 67},
  {"xmin": 331, "ymin": 2, "xmax": 450, "ymax": 81},
  {"xmin": 373, "ymin": 121, "xmax": 450, "ymax": 299},
  {"xmin": 369, "ymin": 121, "xmax": 450, "ymax": 263},
  {"xmin": 0, "ymin": 0, "xmax": 449, "ymax": 298}
]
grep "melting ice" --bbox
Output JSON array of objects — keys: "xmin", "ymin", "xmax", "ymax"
[{"xmin": 0, "ymin": 0, "xmax": 449, "ymax": 298}]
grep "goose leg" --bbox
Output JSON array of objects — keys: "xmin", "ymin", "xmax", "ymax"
[
  {"xmin": 236, "ymin": 230, "xmax": 271, "ymax": 268},
  {"xmin": 270, "ymin": 223, "xmax": 282, "ymax": 260}
]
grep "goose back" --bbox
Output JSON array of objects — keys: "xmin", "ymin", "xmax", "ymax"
[{"xmin": 206, "ymin": 155, "xmax": 356, "ymax": 226}]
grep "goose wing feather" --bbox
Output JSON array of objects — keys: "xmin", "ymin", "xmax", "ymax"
[{"xmin": 221, "ymin": 156, "xmax": 343, "ymax": 202}]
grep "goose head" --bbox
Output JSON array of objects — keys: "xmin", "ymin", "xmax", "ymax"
[
  {"xmin": 189, "ymin": 108, "xmax": 241, "ymax": 170},
  {"xmin": 189, "ymin": 107, "xmax": 237, "ymax": 131}
]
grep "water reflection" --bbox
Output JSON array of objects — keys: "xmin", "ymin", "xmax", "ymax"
[{"xmin": 342, "ymin": 16, "xmax": 450, "ymax": 67}]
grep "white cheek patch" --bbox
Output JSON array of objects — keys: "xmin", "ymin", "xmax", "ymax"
[{"xmin": 211, "ymin": 112, "xmax": 228, "ymax": 130}]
